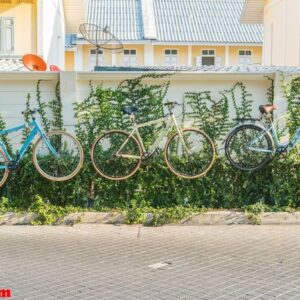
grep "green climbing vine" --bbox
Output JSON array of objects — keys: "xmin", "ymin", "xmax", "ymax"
[
  {"xmin": 184, "ymin": 91, "xmax": 230, "ymax": 141},
  {"xmin": 281, "ymin": 73, "xmax": 300, "ymax": 136},
  {"xmin": 49, "ymin": 81, "xmax": 64, "ymax": 130},
  {"xmin": 184, "ymin": 82, "xmax": 253, "ymax": 141},
  {"xmin": 36, "ymin": 80, "xmax": 50, "ymax": 132},
  {"xmin": 265, "ymin": 76, "xmax": 275, "ymax": 104},
  {"xmin": 0, "ymin": 114, "xmax": 11, "ymax": 155},
  {"xmin": 1, "ymin": 73, "xmax": 300, "ymax": 212}
]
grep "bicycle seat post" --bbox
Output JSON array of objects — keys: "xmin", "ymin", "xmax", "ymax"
[
  {"xmin": 164, "ymin": 101, "xmax": 177, "ymax": 115},
  {"xmin": 168, "ymin": 105, "xmax": 174, "ymax": 115},
  {"xmin": 130, "ymin": 113, "xmax": 136, "ymax": 125}
]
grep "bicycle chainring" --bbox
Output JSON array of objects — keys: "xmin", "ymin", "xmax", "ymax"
[
  {"xmin": 275, "ymin": 146, "xmax": 289, "ymax": 157},
  {"xmin": 142, "ymin": 149, "xmax": 161, "ymax": 164},
  {"xmin": 8, "ymin": 160, "xmax": 21, "ymax": 173}
]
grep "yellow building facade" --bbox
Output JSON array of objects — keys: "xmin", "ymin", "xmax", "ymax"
[
  {"xmin": 65, "ymin": 44, "xmax": 263, "ymax": 71},
  {"xmin": 242, "ymin": 0, "xmax": 300, "ymax": 67},
  {"xmin": 0, "ymin": 0, "xmax": 37, "ymax": 56},
  {"xmin": 0, "ymin": 0, "xmax": 264, "ymax": 71},
  {"xmin": 64, "ymin": 0, "xmax": 264, "ymax": 71},
  {"xmin": 0, "ymin": 0, "xmax": 65, "ymax": 68}
]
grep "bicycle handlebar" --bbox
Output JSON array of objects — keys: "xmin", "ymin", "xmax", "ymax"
[
  {"xmin": 164, "ymin": 101, "xmax": 180, "ymax": 107},
  {"xmin": 21, "ymin": 108, "xmax": 41, "ymax": 117}
]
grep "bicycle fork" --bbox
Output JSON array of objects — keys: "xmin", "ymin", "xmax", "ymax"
[{"xmin": 171, "ymin": 114, "xmax": 192, "ymax": 155}]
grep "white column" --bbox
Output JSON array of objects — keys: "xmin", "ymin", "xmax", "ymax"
[
  {"xmin": 37, "ymin": 0, "xmax": 65, "ymax": 68},
  {"xmin": 144, "ymin": 44, "xmax": 154, "ymax": 66},
  {"xmin": 74, "ymin": 45, "xmax": 83, "ymax": 71},
  {"xmin": 225, "ymin": 46, "xmax": 230, "ymax": 66},
  {"xmin": 283, "ymin": 0, "xmax": 288, "ymax": 66},
  {"xmin": 59, "ymin": 71, "xmax": 77, "ymax": 133},
  {"xmin": 187, "ymin": 45, "xmax": 192, "ymax": 66},
  {"xmin": 298, "ymin": 0, "xmax": 300, "ymax": 66},
  {"xmin": 112, "ymin": 52, "xmax": 116, "ymax": 66},
  {"xmin": 37, "ymin": 0, "xmax": 43, "ymax": 57}
]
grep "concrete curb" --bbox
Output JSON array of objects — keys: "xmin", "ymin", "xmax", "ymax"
[
  {"xmin": 0, "ymin": 212, "xmax": 39, "ymax": 225},
  {"xmin": 1, "ymin": 211, "xmax": 300, "ymax": 225}
]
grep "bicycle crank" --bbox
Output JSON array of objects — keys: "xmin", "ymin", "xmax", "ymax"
[
  {"xmin": 8, "ymin": 160, "xmax": 21, "ymax": 173},
  {"xmin": 142, "ymin": 149, "xmax": 161, "ymax": 164}
]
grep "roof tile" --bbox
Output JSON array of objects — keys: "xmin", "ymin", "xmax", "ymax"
[{"xmin": 85, "ymin": 0, "xmax": 263, "ymax": 44}]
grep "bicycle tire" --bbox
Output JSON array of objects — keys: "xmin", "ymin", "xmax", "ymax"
[
  {"xmin": 225, "ymin": 124, "xmax": 273, "ymax": 171},
  {"xmin": 91, "ymin": 130, "xmax": 142, "ymax": 180},
  {"xmin": 33, "ymin": 130, "xmax": 84, "ymax": 181},
  {"xmin": 164, "ymin": 128, "xmax": 215, "ymax": 179},
  {"xmin": 0, "ymin": 148, "xmax": 9, "ymax": 188}
]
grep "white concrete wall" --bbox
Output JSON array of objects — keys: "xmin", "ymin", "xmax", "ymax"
[
  {"xmin": 1, "ymin": 70, "xmax": 296, "ymax": 150},
  {"xmin": 0, "ymin": 72, "xmax": 58, "ymax": 148},
  {"xmin": 76, "ymin": 72, "xmax": 273, "ymax": 121},
  {"xmin": 38, "ymin": 0, "xmax": 65, "ymax": 69}
]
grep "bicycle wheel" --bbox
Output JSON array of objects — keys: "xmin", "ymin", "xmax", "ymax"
[
  {"xmin": 33, "ymin": 130, "xmax": 84, "ymax": 181},
  {"xmin": 225, "ymin": 124, "xmax": 273, "ymax": 171},
  {"xmin": 0, "ymin": 148, "xmax": 9, "ymax": 188},
  {"xmin": 165, "ymin": 128, "xmax": 215, "ymax": 179},
  {"xmin": 91, "ymin": 130, "xmax": 142, "ymax": 180}
]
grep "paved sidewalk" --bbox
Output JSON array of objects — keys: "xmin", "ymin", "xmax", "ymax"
[{"xmin": 0, "ymin": 225, "xmax": 300, "ymax": 300}]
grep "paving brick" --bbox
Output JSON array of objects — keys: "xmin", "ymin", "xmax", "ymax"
[{"xmin": 0, "ymin": 225, "xmax": 300, "ymax": 300}]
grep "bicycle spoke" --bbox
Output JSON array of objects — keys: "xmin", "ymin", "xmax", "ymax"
[
  {"xmin": 225, "ymin": 125, "xmax": 273, "ymax": 171},
  {"xmin": 165, "ymin": 129, "xmax": 215, "ymax": 179},
  {"xmin": 92, "ymin": 131, "xmax": 142, "ymax": 180},
  {"xmin": 33, "ymin": 131, "xmax": 83, "ymax": 181}
]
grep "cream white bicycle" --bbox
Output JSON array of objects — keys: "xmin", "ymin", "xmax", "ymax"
[{"xmin": 91, "ymin": 102, "xmax": 215, "ymax": 180}]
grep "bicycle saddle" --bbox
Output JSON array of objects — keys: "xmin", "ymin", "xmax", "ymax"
[
  {"xmin": 164, "ymin": 101, "xmax": 179, "ymax": 106},
  {"xmin": 259, "ymin": 104, "xmax": 277, "ymax": 114},
  {"xmin": 122, "ymin": 106, "xmax": 138, "ymax": 115}
]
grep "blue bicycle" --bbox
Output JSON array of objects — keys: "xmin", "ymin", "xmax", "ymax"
[
  {"xmin": 225, "ymin": 104, "xmax": 300, "ymax": 171},
  {"xmin": 0, "ymin": 109, "xmax": 84, "ymax": 187}
]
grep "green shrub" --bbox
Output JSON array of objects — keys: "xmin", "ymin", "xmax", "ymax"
[
  {"xmin": 29, "ymin": 195, "xmax": 79, "ymax": 225},
  {"xmin": 0, "ymin": 74, "xmax": 300, "ymax": 213}
]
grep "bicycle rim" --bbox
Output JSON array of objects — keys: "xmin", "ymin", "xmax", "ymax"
[
  {"xmin": 225, "ymin": 124, "xmax": 273, "ymax": 171},
  {"xmin": 91, "ymin": 130, "xmax": 142, "ymax": 180},
  {"xmin": 33, "ymin": 130, "xmax": 84, "ymax": 181},
  {"xmin": 0, "ymin": 148, "xmax": 9, "ymax": 188},
  {"xmin": 165, "ymin": 128, "xmax": 215, "ymax": 179}
]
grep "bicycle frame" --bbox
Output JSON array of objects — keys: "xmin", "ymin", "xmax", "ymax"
[
  {"xmin": 247, "ymin": 121, "xmax": 300, "ymax": 153},
  {"xmin": 116, "ymin": 113, "xmax": 187, "ymax": 159},
  {"xmin": 0, "ymin": 119, "xmax": 58, "ymax": 170}
]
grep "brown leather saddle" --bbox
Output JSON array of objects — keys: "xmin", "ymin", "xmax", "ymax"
[{"xmin": 259, "ymin": 104, "xmax": 277, "ymax": 114}]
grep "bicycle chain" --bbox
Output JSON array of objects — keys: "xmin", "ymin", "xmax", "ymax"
[{"xmin": 142, "ymin": 149, "xmax": 161, "ymax": 164}]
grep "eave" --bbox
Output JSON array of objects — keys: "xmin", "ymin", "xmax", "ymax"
[{"xmin": 241, "ymin": 0, "xmax": 266, "ymax": 24}]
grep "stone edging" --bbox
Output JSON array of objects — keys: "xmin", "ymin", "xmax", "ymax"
[{"xmin": 1, "ymin": 211, "xmax": 300, "ymax": 225}]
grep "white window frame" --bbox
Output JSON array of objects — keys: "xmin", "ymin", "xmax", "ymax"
[
  {"xmin": 201, "ymin": 49, "xmax": 216, "ymax": 66},
  {"xmin": 238, "ymin": 49, "xmax": 252, "ymax": 65},
  {"xmin": 89, "ymin": 48, "xmax": 104, "ymax": 69},
  {"xmin": 0, "ymin": 17, "xmax": 14, "ymax": 54},
  {"xmin": 123, "ymin": 49, "xmax": 137, "ymax": 67},
  {"xmin": 164, "ymin": 49, "xmax": 178, "ymax": 66}
]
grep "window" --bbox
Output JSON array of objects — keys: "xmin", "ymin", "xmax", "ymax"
[
  {"xmin": 123, "ymin": 49, "xmax": 137, "ymax": 67},
  {"xmin": 0, "ymin": 18, "xmax": 14, "ymax": 54},
  {"xmin": 201, "ymin": 50, "xmax": 215, "ymax": 66},
  {"xmin": 164, "ymin": 49, "xmax": 178, "ymax": 66},
  {"xmin": 238, "ymin": 50, "xmax": 252, "ymax": 65},
  {"xmin": 89, "ymin": 49, "xmax": 103, "ymax": 69}
]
